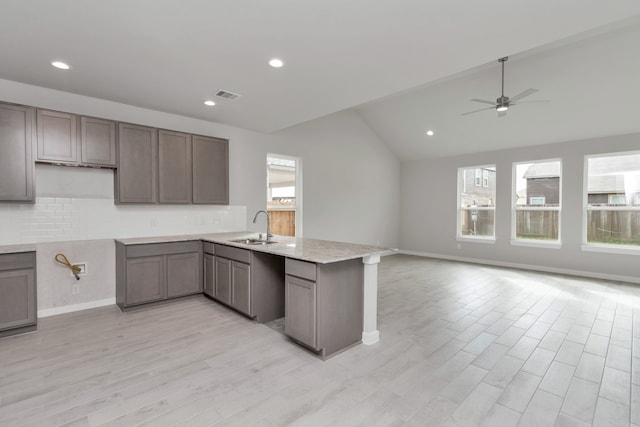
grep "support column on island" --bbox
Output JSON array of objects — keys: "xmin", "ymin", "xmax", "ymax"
[{"xmin": 362, "ymin": 254, "xmax": 380, "ymax": 345}]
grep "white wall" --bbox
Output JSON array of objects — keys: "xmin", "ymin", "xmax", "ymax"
[
  {"xmin": 0, "ymin": 79, "xmax": 400, "ymax": 312},
  {"xmin": 400, "ymin": 133, "xmax": 640, "ymax": 283}
]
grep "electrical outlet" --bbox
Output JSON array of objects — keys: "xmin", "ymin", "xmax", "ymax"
[
  {"xmin": 71, "ymin": 262, "xmax": 88, "ymax": 276},
  {"xmin": 72, "ymin": 284, "xmax": 80, "ymax": 295}
]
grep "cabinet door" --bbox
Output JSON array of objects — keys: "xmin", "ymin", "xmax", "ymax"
[
  {"xmin": 231, "ymin": 261, "xmax": 251, "ymax": 315},
  {"xmin": 37, "ymin": 109, "xmax": 77, "ymax": 162},
  {"xmin": 214, "ymin": 256, "xmax": 231, "ymax": 305},
  {"xmin": 80, "ymin": 116, "xmax": 116, "ymax": 166},
  {"xmin": 0, "ymin": 103, "xmax": 34, "ymax": 202},
  {"xmin": 117, "ymin": 123, "xmax": 157, "ymax": 203},
  {"xmin": 192, "ymin": 135, "xmax": 228, "ymax": 204},
  {"xmin": 159, "ymin": 130, "xmax": 192, "ymax": 203},
  {"xmin": 125, "ymin": 256, "xmax": 165, "ymax": 305},
  {"xmin": 166, "ymin": 252, "xmax": 201, "ymax": 298},
  {"xmin": 204, "ymin": 253, "xmax": 215, "ymax": 297},
  {"xmin": 0, "ymin": 269, "xmax": 36, "ymax": 331},
  {"xmin": 284, "ymin": 275, "xmax": 317, "ymax": 349}
]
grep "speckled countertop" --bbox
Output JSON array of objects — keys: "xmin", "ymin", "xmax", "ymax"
[
  {"xmin": 0, "ymin": 244, "xmax": 37, "ymax": 254},
  {"xmin": 115, "ymin": 232, "xmax": 395, "ymax": 264}
]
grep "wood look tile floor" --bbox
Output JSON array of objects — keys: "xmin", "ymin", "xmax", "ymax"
[{"xmin": 1, "ymin": 254, "xmax": 639, "ymax": 427}]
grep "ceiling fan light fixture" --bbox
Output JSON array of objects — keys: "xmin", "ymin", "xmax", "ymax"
[{"xmin": 496, "ymin": 105, "xmax": 509, "ymax": 112}]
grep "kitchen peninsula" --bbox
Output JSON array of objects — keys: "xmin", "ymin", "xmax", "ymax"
[{"xmin": 115, "ymin": 232, "xmax": 392, "ymax": 358}]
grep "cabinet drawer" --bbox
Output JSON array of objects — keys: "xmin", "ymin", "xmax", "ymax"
[
  {"xmin": 214, "ymin": 244, "xmax": 251, "ymax": 263},
  {"xmin": 126, "ymin": 241, "xmax": 201, "ymax": 258},
  {"xmin": 285, "ymin": 258, "xmax": 316, "ymax": 281},
  {"xmin": 202, "ymin": 241, "xmax": 215, "ymax": 254},
  {"xmin": 0, "ymin": 252, "xmax": 35, "ymax": 272}
]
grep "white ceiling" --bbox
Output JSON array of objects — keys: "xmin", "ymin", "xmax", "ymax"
[{"xmin": 1, "ymin": 1, "xmax": 640, "ymax": 159}]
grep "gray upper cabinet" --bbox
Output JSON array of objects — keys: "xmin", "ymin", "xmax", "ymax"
[
  {"xmin": 159, "ymin": 130, "xmax": 192, "ymax": 204},
  {"xmin": 192, "ymin": 135, "xmax": 229, "ymax": 204},
  {"xmin": 80, "ymin": 116, "xmax": 116, "ymax": 166},
  {"xmin": 0, "ymin": 103, "xmax": 35, "ymax": 202},
  {"xmin": 37, "ymin": 109, "xmax": 77, "ymax": 163},
  {"xmin": 116, "ymin": 123, "xmax": 158, "ymax": 204},
  {"xmin": 0, "ymin": 251, "xmax": 37, "ymax": 338}
]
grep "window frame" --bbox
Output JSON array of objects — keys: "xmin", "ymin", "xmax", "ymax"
[
  {"xmin": 582, "ymin": 150, "xmax": 640, "ymax": 255},
  {"xmin": 511, "ymin": 159, "xmax": 562, "ymax": 249},
  {"xmin": 457, "ymin": 164, "xmax": 496, "ymax": 243}
]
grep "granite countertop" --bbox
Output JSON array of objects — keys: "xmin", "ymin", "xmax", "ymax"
[
  {"xmin": 115, "ymin": 232, "xmax": 394, "ymax": 264},
  {"xmin": 0, "ymin": 244, "xmax": 37, "ymax": 254}
]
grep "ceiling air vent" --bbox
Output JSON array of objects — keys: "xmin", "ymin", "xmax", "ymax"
[{"xmin": 215, "ymin": 90, "xmax": 242, "ymax": 100}]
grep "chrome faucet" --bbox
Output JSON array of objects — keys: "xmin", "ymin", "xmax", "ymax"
[{"xmin": 252, "ymin": 210, "xmax": 272, "ymax": 242}]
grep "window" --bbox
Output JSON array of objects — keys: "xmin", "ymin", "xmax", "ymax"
[
  {"xmin": 530, "ymin": 197, "xmax": 546, "ymax": 205},
  {"xmin": 513, "ymin": 160, "xmax": 561, "ymax": 244},
  {"xmin": 267, "ymin": 155, "xmax": 302, "ymax": 237},
  {"xmin": 608, "ymin": 194, "xmax": 627, "ymax": 205},
  {"xmin": 585, "ymin": 152, "xmax": 640, "ymax": 248},
  {"xmin": 458, "ymin": 165, "xmax": 496, "ymax": 240}
]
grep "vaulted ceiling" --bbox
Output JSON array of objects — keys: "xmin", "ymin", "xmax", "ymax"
[{"xmin": 1, "ymin": 1, "xmax": 640, "ymax": 160}]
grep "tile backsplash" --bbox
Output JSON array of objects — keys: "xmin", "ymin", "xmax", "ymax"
[{"xmin": 0, "ymin": 197, "xmax": 246, "ymax": 245}]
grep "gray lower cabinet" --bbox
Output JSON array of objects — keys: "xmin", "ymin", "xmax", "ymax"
[
  {"xmin": 159, "ymin": 130, "xmax": 191, "ymax": 204},
  {"xmin": 203, "ymin": 253, "xmax": 215, "ymax": 298},
  {"xmin": 0, "ymin": 251, "xmax": 37, "ymax": 338},
  {"xmin": 284, "ymin": 274, "xmax": 316, "ymax": 348},
  {"xmin": 231, "ymin": 260, "xmax": 251, "ymax": 315},
  {"xmin": 167, "ymin": 252, "xmax": 201, "ymax": 298},
  {"xmin": 125, "ymin": 256, "xmax": 165, "ymax": 305},
  {"xmin": 116, "ymin": 241, "xmax": 202, "ymax": 310},
  {"xmin": 214, "ymin": 256, "xmax": 232, "ymax": 306},
  {"xmin": 284, "ymin": 257, "xmax": 364, "ymax": 358},
  {"xmin": 0, "ymin": 103, "xmax": 35, "ymax": 202},
  {"xmin": 116, "ymin": 123, "xmax": 158, "ymax": 204},
  {"xmin": 212, "ymin": 243, "xmax": 283, "ymax": 320}
]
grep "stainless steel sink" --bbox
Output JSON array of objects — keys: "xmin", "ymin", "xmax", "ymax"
[{"xmin": 229, "ymin": 238, "xmax": 277, "ymax": 245}]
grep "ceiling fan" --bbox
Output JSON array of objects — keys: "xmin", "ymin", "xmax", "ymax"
[{"xmin": 462, "ymin": 56, "xmax": 549, "ymax": 117}]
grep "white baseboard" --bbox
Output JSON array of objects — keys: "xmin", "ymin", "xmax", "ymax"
[
  {"xmin": 398, "ymin": 250, "xmax": 640, "ymax": 284},
  {"xmin": 38, "ymin": 297, "xmax": 116, "ymax": 318}
]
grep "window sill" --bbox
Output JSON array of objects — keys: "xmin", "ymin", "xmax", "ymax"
[
  {"xmin": 456, "ymin": 236, "xmax": 496, "ymax": 244},
  {"xmin": 510, "ymin": 239, "xmax": 562, "ymax": 249},
  {"xmin": 581, "ymin": 244, "xmax": 640, "ymax": 256}
]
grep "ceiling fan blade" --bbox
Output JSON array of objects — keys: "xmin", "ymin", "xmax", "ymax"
[
  {"xmin": 509, "ymin": 88, "xmax": 538, "ymax": 102},
  {"xmin": 511, "ymin": 99, "xmax": 551, "ymax": 104},
  {"xmin": 461, "ymin": 106, "xmax": 495, "ymax": 116},
  {"xmin": 470, "ymin": 98, "xmax": 496, "ymax": 106}
]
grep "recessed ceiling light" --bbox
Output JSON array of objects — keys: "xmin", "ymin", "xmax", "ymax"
[
  {"xmin": 426, "ymin": 130, "xmax": 434, "ymax": 136},
  {"xmin": 269, "ymin": 58, "xmax": 284, "ymax": 68},
  {"xmin": 51, "ymin": 61, "xmax": 70, "ymax": 70},
  {"xmin": 204, "ymin": 100, "xmax": 216, "ymax": 106}
]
